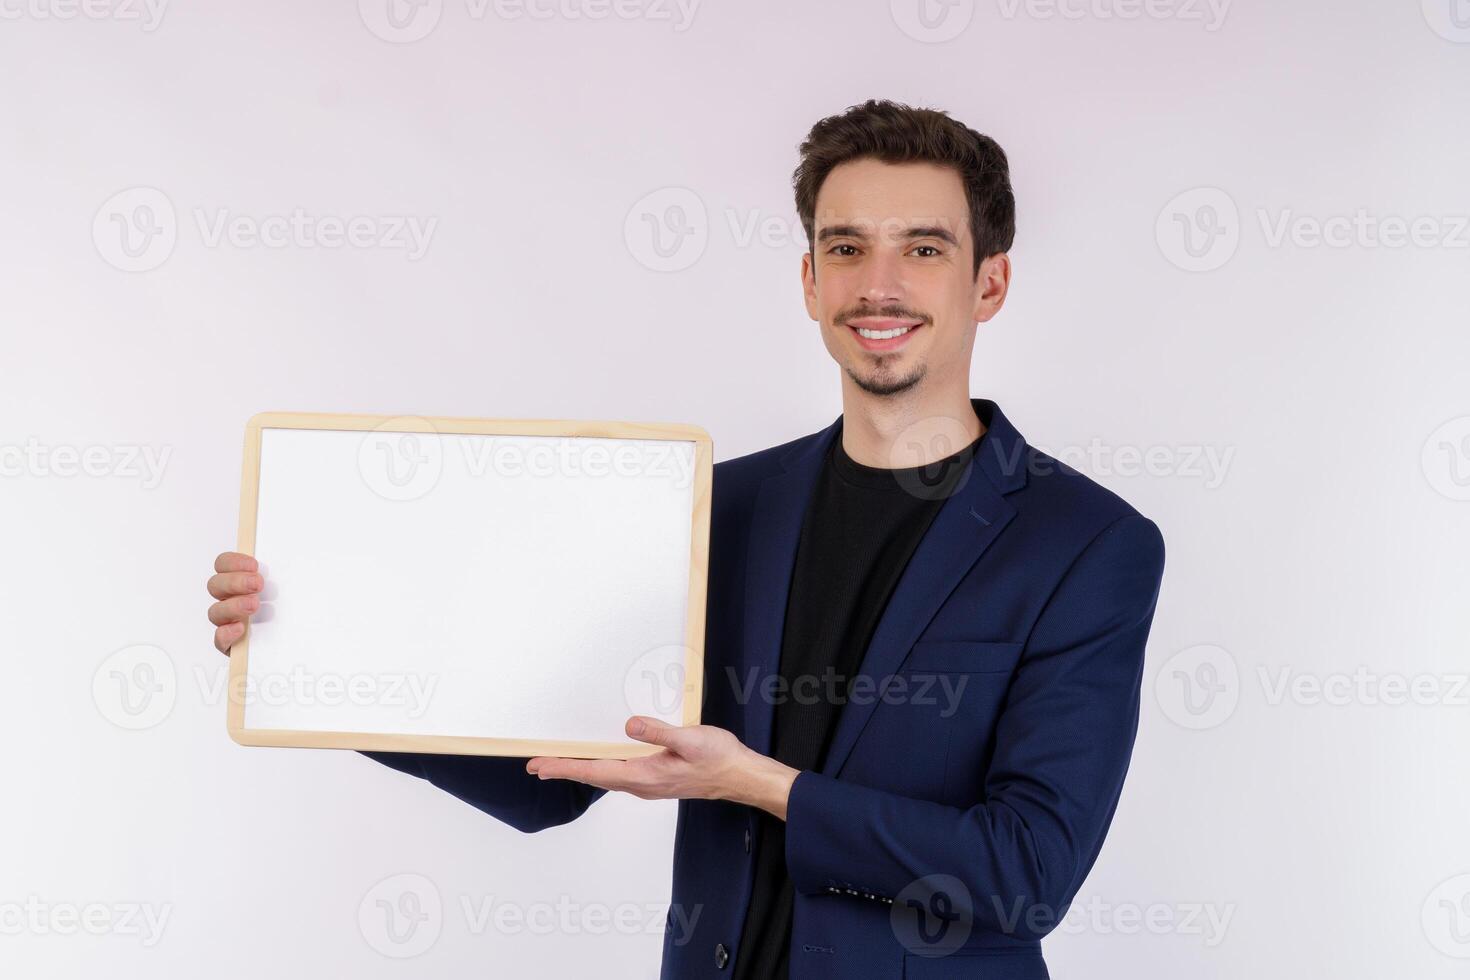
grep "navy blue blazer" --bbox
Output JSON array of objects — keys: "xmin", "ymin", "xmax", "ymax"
[{"xmin": 364, "ymin": 398, "xmax": 1166, "ymax": 979}]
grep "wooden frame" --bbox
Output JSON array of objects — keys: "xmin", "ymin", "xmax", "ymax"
[{"xmin": 228, "ymin": 411, "xmax": 711, "ymax": 759}]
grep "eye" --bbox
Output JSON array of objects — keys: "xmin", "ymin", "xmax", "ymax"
[
  {"xmin": 828, "ymin": 244, "xmax": 859, "ymax": 257},
  {"xmin": 911, "ymin": 245, "xmax": 942, "ymax": 257}
]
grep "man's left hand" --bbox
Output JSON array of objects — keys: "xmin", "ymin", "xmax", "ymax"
[{"xmin": 526, "ymin": 718, "xmax": 800, "ymax": 821}]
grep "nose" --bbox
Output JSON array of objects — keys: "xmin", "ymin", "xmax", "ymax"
[{"xmin": 856, "ymin": 247, "xmax": 905, "ymax": 308}]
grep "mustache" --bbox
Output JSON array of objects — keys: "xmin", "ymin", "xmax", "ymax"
[{"xmin": 838, "ymin": 306, "xmax": 930, "ymax": 326}]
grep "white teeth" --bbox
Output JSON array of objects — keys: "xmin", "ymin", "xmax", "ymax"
[{"xmin": 855, "ymin": 325, "xmax": 915, "ymax": 340}]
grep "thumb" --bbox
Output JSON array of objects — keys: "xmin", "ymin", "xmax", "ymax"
[{"xmin": 626, "ymin": 716, "xmax": 688, "ymax": 751}]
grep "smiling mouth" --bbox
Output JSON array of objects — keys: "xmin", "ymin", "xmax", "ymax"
[
  {"xmin": 844, "ymin": 317, "xmax": 924, "ymax": 351},
  {"xmin": 852, "ymin": 323, "xmax": 918, "ymax": 340}
]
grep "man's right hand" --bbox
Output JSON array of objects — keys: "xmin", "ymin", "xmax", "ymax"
[{"xmin": 207, "ymin": 551, "xmax": 264, "ymax": 655}]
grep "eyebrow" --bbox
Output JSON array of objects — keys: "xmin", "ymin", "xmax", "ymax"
[{"xmin": 816, "ymin": 223, "xmax": 961, "ymax": 246}]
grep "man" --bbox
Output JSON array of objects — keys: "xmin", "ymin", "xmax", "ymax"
[{"xmin": 207, "ymin": 99, "xmax": 1166, "ymax": 978}]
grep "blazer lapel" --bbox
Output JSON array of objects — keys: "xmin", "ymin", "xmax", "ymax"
[
  {"xmin": 820, "ymin": 399, "xmax": 1029, "ymax": 778},
  {"xmin": 737, "ymin": 399, "xmax": 1031, "ymax": 773}
]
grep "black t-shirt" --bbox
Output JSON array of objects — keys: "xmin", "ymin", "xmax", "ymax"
[{"xmin": 730, "ymin": 414, "xmax": 983, "ymax": 980}]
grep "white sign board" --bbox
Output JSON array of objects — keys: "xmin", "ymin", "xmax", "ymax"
[{"xmin": 227, "ymin": 412, "xmax": 710, "ymax": 759}]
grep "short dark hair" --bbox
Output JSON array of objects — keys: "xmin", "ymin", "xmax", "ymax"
[{"xmin": 793, "ymin": 99, "xmax": 1015, "ymax": 278}]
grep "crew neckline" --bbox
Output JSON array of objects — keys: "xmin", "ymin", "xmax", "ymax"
[{"xmin": 829, "ymin": 418, "xmax": 983, "ymax": 492}]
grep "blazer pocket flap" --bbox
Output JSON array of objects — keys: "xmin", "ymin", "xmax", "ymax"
[{"xmin": 902, "ymin": 640, "xmax": 1024, "ymax": 674}]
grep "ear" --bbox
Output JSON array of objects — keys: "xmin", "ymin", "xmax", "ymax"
[
  {"xmin": 971, "ymin": 252, "xmax": 1012, "ymax": 324},
  {"xmin": 800, "ymin": 249, "xmax": 819, "ymax": 322}
]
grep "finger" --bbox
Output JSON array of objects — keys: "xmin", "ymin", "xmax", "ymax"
[
  {"xmin": 625, "ymin": 716, "xmax": 690, "ymax": 752},
  {"xmin": 214, "ymin": 622, "xmax": 245, "ymax": 655},
  {"xmin": 207, "ymin": 570, "xmax": 264, "ymax": 600},
  {"xmin": 527, "ymin": 758, "xmax": 632, "ymax": 790},
  {"xmin": 207, "ymin": 594, "xmax": 260, "ymax": 627},
  {"xmin": 214, "ymin": 552, "xmax": 258, "ymax": 574}
]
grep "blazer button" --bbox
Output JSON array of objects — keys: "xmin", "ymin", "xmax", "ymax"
[
  {"xmin": 743, "ymin": 828, "xmax": 751, "ymax": 853},
  {"xmin": 714, "ymin": 942, "xmax": 729, "ymax": 969}
]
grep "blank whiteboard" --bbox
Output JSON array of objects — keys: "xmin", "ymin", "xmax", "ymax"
[{"xmin": 227, "ymin": 412, "xmax": 710, "ymax": 760}]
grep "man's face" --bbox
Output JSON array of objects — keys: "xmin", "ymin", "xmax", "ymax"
[{"xmin": 801, "ymin": 158, "xmax": 1007, "ymax": 398}]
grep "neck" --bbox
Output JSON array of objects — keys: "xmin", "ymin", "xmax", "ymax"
[{"xmin": 837, "ymin": 375, "xmax": 985, "ymax": 469}]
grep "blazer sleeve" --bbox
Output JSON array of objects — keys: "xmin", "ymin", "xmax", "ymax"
[
  {"xmin": 358, "ymin": 751, "xmax": 608, "ymax": 834},
  {"xmin": 783, "ymin": 513, "xmax": 1166, "ymax": 941}
]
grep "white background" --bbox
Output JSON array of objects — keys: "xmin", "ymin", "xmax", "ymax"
[{"xmin": 1, "ymin": 1, "xmax": 1467, "ymax": 977}]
